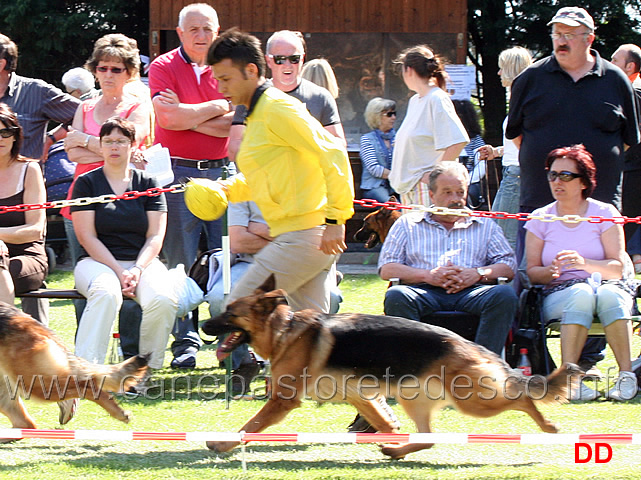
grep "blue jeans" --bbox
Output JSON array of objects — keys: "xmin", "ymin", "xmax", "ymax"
[
  {"xmin": 63, "ymin": 217, "xmax": 83, "ymax": 267},
  {"xmin": 627, "ymin": 227, "xmax": 641, "ymax": 256},
  {"xmin": 384, "ymin": 283, "xmax": 518, "ymax": 355},
  {"xmin": 361, "ymin": 185, "xmax": 395, "ymax": 203},
  {"xmin": 492, "ymin": 165, "xmax": 520, "ymax": 252},
  {"xmin": 164, "ymin": 163, "xmax": 236, "ymax": 356}
]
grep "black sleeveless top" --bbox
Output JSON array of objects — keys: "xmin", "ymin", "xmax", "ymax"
[{"xmin": 0, "ymin": 162, "xmax": 46, "ymax": 259}]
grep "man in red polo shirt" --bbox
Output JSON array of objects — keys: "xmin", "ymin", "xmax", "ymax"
[{"xmin": 148, "ymin": 3, "xmax": 233, "ymax": 369}]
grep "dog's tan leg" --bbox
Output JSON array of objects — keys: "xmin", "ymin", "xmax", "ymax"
[
  {"xmin": 0, "ymin": 382, "xmax": 37, "ymax": 443},
  {"xmin": 380, "ymin": 396, "xmax": 439, "ymax": 460},
  {"xmin": 349, "ymin": 396, "xmax": 398, "ymax": 433},
  {"xmin": 84, "ymin": 389, "xmax": 131, "ymax": 423},
  {"xmin": 514, "ymin": 397, "xmax": 559, "ymax": 433},
  {"xmin": 207, "ymin": 394, "xmax": 302, "ymax": 453}
]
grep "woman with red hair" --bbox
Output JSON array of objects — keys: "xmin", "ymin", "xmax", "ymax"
[{"xmin": 525, "ymin": 144, "xmax": 636, "ymax": 402}]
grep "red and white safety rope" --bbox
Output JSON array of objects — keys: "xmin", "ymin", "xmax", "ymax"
[{"xmin": 0, "ymin": 429, "xmax": 639, "ymax": 444}]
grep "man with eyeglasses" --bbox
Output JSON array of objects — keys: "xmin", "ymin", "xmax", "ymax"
[
  {"xmin": 507, "ymin": 7, "xmax": 638, "ymax": 214},
  {"xmin": 506, "ymin": 7, "xmax": 639, "ymax": 380},
  {"xmin": 0, "ymin": 33, "xmax": 80, "ymax": 161},
  {"xmin": 148, "ymin": 3, "xmax": 234, "ymax": 369},
  {"xmin": 228, "ymin": 30, "xmax": 345, "ymax": 160}
]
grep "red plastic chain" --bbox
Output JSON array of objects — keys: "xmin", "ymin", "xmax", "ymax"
[
  {"xmin": 0, "ymin": 185, "xmax": 181, "ymax": 215},
  {"xmin": 354, "ymin": 198, "xmax": 641, "ymax": 225},
  {"xmin": 2, "ymin": 190, "xmax": 641, "ymax": 225}
]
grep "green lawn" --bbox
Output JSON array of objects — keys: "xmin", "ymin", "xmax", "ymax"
[{"xmin": 2, "ymin": 271, "xmax": 641, "ymax": 479}]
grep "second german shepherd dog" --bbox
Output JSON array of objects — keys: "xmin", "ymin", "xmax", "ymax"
[
  {"xmin": 353, "ymin": 195, "xmax": 402, "ymax": 248},
  {"xmin": 203, "ymin": 275, "xmax": 580, "ymax": 459},
  {"xmin": 0, "ymin": 302, "xmax": 149, "ymax": 442}
]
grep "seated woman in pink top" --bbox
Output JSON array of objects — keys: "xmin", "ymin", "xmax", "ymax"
[
  {"xmin": 62, "ymin": 33, "xmax": 151, "ymax": 264},
  {"xmin": 525, "ymin": 144, "xmax": 636, "ymax": 402}
]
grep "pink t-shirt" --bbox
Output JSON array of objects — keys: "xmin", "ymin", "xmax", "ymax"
[
  {"xmin": 61, "ymin": 97, "xmax": 141, "ymax": 220},
  {"xmin": 525, "ymin": 198, "xmax": 620, "ymax": 284}
]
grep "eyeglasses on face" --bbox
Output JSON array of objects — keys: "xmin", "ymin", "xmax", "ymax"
[
  {"xmin": 382, "ymin": 111, "xmax": 397, "ymax": 117},
  {"xmin": 269, "ymin": 54, "xmax": 302, "ymax": 65},
  {"xmin": 96, "ymin": 66, "xmax": 127, "ymax": 74},
  {"xmin": 0, "ymin": 127, "xmax": 17, "ymax": 138},
  {"xmin": 101, "ymin": 138, "xmax": 131, "ymax": 147},
  {"xmin": 550, "ymin": 32, "xmax": 590, "ymax": 41},
  {"xmin": 547, "ymin": 170, "xmax": 582, "ymax": 182}
]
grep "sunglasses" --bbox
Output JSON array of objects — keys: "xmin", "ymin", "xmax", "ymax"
[
  {"xmin": 547, "ymin": 170, "xmax": 582, "ymax": 182},
  {"xmin": 383, "ymin": 111, "xmax": 397, "ymax": 117},
  {"xmin": 269, "ymin": 54, "xmax": 302, "ymax": 65},
  {"xmin": 96, "ymin": 66, "xmax": 127, "ymax": 74},
  {"xmin": 0, "ymin": 127, "xmax": 17, "ymax": 138}
]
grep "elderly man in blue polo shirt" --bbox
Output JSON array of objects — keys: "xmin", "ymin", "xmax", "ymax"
[{"xmin": 379, "ymin": 162, "xmax": 518, "ymax": 355}]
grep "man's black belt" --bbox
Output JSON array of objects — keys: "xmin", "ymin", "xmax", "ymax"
[{"xmin": 171, "ymin": 157, "xmax": 229, "ymax": 170}]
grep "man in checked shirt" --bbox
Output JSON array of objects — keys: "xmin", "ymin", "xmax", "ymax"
[{"xmin": 379, "ymin": 162, "xmax": 518, "ymax": 355}]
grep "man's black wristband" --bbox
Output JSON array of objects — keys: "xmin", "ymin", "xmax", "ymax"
[{"xmin": 325, "ymin": 218, "xmax": 338, "ymax": 225}]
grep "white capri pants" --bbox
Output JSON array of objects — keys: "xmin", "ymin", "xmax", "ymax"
[{"xmin": 74, "ymin": 257, "xmax": 178, "ymax": 369}]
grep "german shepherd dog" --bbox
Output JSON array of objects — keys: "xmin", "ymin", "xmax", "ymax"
[
  {"xmin": 202, "ymin": 276, "xmax": 580, "ymax": 459},
  {"xmin": 0, "ymin": 302, "xmax": 148, "ymax": 442},
  {"xmin": 353, "ymin": 196, "xmax": 402, "ymax": 248}
]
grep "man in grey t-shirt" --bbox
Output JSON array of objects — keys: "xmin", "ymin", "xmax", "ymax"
[{"xmin": 228, "ymin": 29, "xmax": 345, "ymax": 159}]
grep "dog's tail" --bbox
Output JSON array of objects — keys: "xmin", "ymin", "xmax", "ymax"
[
  {"xmin": 66, "ymin": 353, "xmax": 150, "ymax": 395},
  {"xmin": 507, "ymin": 363, "xmax": 581, "ymax": 405}
]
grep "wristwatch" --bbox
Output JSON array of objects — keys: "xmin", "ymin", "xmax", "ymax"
[{"xmin": 476, "ymin": 267, "xmax": 491, "ymax": 283}]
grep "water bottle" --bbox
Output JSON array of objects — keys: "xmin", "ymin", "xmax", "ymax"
[
  {"xmin": 108, "ymin": 332, "xmax": 124, "ymax": 364},
  {"xmin": 517, "ymin": 348, "xmax": 532, "ymax": 376}
]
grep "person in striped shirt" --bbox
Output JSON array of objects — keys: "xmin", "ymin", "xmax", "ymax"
[{"xmin": 379, "ymin": 161, "xmax": 518, "ymax": 355}]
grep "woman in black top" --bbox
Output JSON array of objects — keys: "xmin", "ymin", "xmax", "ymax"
[
  {"xmin": 71, "ymin": 117, "xmax": 177, "ymax": 369},
  {"xmin": 0, "ymin": 103, "xmax": 47, "ymax": 304}
]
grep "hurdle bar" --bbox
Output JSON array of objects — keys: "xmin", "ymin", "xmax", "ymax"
[{"xmin": 0, "ymin": 429, "xmax": 639, "ymax": 445}]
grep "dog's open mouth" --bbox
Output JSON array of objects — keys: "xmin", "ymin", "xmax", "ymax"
[
  {"xmin": 354, "ymin": 227, "xmax": 379, "ymax": 248},
  {"xmin": 363, "ymin": 231, "xmax": 380, "ymax": 249},
  {"xmin": 216, "ymin": 329, "xmax": 249, "ymax": 361}
]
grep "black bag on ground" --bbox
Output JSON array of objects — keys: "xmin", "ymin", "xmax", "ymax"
[{"xmin": 506, "ymin": 287, "xmax": 556, "ymax": 375}]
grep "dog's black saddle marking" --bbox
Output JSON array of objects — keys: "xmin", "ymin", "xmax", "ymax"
[{"xmin": 323, "ymin": 314, "xmax": 455, "ymax": 378}]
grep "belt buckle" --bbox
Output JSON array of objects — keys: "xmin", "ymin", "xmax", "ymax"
[{"xmin": 196, "ymin": 160, "xmax": 209, "ymax": 170}]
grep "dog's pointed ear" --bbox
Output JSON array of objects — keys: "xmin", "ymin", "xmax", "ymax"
[
  {"xmin": 256, "ymin": 274, "xmax": 277, "ymax": 294},
  {"xmin": 254, "ymin": 289, "xmax": 288, "ymax": 315}
]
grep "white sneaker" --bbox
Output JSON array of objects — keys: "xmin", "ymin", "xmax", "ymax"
[
  {"xmin": 607, "ymin": 371, "xmax": 638, "ymax": 401},
  {"xmin": 569, "ymin": 382, "xmax": 601, "ymax": 401}
]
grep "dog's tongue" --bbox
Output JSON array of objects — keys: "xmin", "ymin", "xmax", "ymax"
[
  {"xmin": 365, "ymin": 231, "xmax": 378, "ymax": 249},
  {"xmin": 216, "ymin": 330, "xmax": 245, "ymax": 362},
  {"xmin": 216, "ymin": 345, "xmax": 230, "ymax": 362}
]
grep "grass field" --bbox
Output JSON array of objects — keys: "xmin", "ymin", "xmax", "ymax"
[{"xmin": 2, "ymin": 270, "xmax": 641, "ymax": 479}]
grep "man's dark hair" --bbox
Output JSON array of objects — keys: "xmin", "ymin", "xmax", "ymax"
[
  {"xmin": 0, "ymin": 34, "xmax": 18, "ymax": 72},
  {"xmin": 207, "ymin": 27, "xmax": 266, "ymax": 77}
]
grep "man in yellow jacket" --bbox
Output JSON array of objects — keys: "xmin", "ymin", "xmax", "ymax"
[{"xmin": 186, "ymin": 27, "xmax": 354, "ymax": 313}]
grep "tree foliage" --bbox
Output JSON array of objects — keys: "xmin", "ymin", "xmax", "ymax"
[
  {"xmin": 0, "ymin": 0, "xmax": 149, "ymax": 88},
  {"xmin": 468, "ymin": 0, "xmax": 641, "ymax": 144}
]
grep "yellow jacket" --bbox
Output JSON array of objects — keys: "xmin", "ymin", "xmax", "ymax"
[{"xmin": 225, "ymin": 86, "xmax": 354, "ymax": 237}]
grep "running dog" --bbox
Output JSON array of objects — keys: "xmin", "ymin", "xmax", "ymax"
[
  {"xmin": 202, "ymin": 275, "xmax": 580, "ymax": 459},
  {"xmin": 353, "ymin": 196, "xmax": 402, "ymax": 248},
  {"xmin": 0, "ymin": 302, "xmax": 148, "ymax": 442}
]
